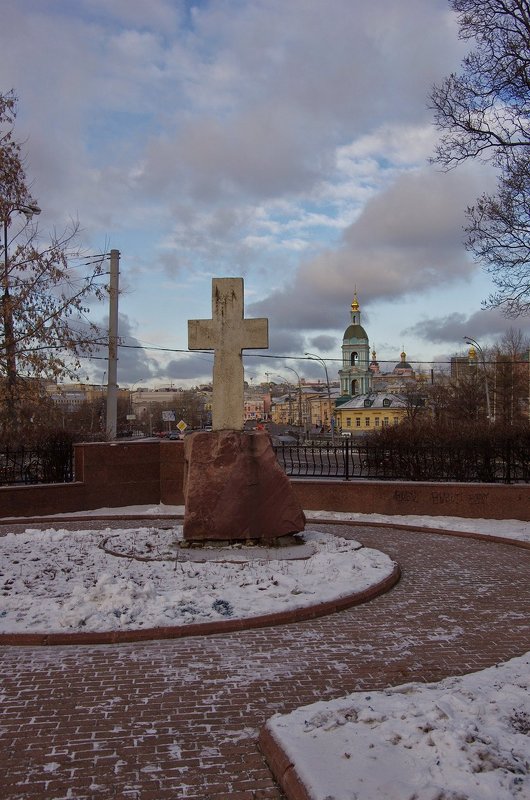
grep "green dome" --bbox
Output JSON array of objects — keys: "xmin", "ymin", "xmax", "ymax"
[{"xmin": 343, "ymin": 324, "xmax": 368, "ymax": 342}]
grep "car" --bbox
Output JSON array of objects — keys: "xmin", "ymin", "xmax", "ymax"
[
  {"xmin": 271, "ymin": 434, "xmax": 298, "ymax": 446},
  {"xmin": 167, "ymin": 431, "xmax": 182, "ymax": 440}
]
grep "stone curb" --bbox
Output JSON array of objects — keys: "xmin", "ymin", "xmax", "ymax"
[
  {"xmin": 0, "ymin": 514, "xmax": 182, "ymax": 526},
  {"xmin": 1, "ymin": 515, "xmax": 526, "ymax": 649},
  {"xmin": 258, "ymin": 725, "xmax": 311, "ymax": 800},
  {"xmin": 1, "ymin": 514, "xmax": 528, "ymax": 551},
  {"xmin": 257, "ymin": 519, "xmax": 530, "ymax": 800},
  {"xmin": 0, "ymin": 563, "xmax": 401, "ymax": 648},
  {"xmin": 306, "ymin": 517, "xmax": 530, "ymax": 550}
]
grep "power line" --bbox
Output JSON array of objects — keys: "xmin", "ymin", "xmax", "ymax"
[{"xmin": 117, "ymin": 342, "xmax": 528, "ymax": 365}]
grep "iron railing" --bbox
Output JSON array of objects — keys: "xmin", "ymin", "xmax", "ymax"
[
  {"xmin": 0, "ymin": 440, "xmax": 526, "ymax": 486},
  {"xmin": 273, "ymin": 439, "xmax": 529, "ymax": 483},
  {"xmin": 0, "ymin": 445, "xmax": 74, "ymax": 486}
]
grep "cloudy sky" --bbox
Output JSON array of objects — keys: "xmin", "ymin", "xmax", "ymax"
[{"xmin": 2, "ymin": 0, "xmax": 524, "ymax": 387}]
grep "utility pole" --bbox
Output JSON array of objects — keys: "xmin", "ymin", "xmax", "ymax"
[{"xmin": 106, "ymin": 249, "xmax": 120, "ymax": 439}]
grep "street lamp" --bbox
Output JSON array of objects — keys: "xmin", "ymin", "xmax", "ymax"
[
  {"xmin": 273, "ymin": 375, "xmax": 294, "ymax": 425},
  {"xmin": 304, "ymin": 352, "xmax": 335, "ymax": 442},
  {"xmin": 2, "ymin": 201, "xmax": 41, "ymax": 421},
  {"xmin": 464, "ymin": 336, "xmax": 492, "ymax": 422},
  {"xmin": 283, "ymin": 364, "xmax": 303, "ymax": 429}
]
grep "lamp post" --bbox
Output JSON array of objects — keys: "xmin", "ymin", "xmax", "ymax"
[
  {"xmin": 305, "ymin": 352, "xmax": 335, "ymax": 442},
  {"xmin": 128, "ymin": 378, "xmax": 149, "ymax": 414},
  {"xmin": 283, "ymin": 364, "xmax": 303, "ymax": 430},
  {"xmin": 1, "ymin": 201, "xmax": 41, "ymax": 423},
  {"xmin": 464, "ymin": 336, "xmax": 492, "ymax": 422},
  {"xmin": 274, "ymin": 375, "xmax": 293, "ymax": 425}
]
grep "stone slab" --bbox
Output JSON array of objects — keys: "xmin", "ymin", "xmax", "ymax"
[{"xmin": 183, "ymin": 429, "xmax": 306, "ymax": 543}]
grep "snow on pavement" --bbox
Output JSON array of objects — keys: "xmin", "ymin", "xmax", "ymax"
[
  {"xmin": 0, "ymin": 525, "xmax": 394, "ymax": 633},
  {"xmin": 1, "ymin": 504, "xmax": 528, "ymax": 799},
  {"xmin": 13, "ymin": 503, "xmax": 527, "ymax": 542},
  {"xmin": 265, "ymin": 652, "xmax": 530, "ymax": 800}
]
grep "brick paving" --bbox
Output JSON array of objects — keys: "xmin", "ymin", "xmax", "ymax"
[{"xmin": 1, "ymin": 522, "xmax": 529, "ymax": 799}]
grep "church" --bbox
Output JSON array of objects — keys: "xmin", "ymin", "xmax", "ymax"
[
  {"xmin": 337, "ymin": 293, "xmax": 371, "ymax": 402},
  {"xmin": 334, "ymin": 293, "xmax": 412, "ymax": 436}
]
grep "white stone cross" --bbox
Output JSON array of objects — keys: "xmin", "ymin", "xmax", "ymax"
[{"xmin": 188, "ymin": 277, "xmax": 269, "ymax": 430}]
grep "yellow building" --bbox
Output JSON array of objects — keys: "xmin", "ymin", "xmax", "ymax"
[
  {"xmin": 271, "ymin": 388, "xmax": 337, "ymax": 429},
  {"xmin": 335, "ymin": 391, "xmax": 408, "ymax": 436},
  {"xmin": 305, "ymin": 391, "xmax": 339, "ymax": 430},
  {"xmin": 47, "ymin": 382, "xmax": 129, "ymax": 406}
]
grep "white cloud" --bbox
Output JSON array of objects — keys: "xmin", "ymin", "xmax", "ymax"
[
  {"xmin": 0, "ymin": 0, "xmax": 506, "ymax": 379},
  {"xmin": 250, "ymin": 163, "xmax": 492, "ymax": 332}
]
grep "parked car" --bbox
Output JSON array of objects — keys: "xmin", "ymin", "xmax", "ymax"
[{"xmin": 271, "ymin": 435, "xmax": 298, "ymax": 446}]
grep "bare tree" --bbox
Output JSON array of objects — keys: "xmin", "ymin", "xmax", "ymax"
[
  {"xmin": 426, "ymin": 366, "xmax": 488, "ymax": 422},
  {"xmin": 491, "ymin": 328, "xmax": 530, "ymax": 422},
  {"xmin": 401, "ymin": 383, "xmax": 429, "ymax": 420},
  {"xmin": 1, "ymin": 92, "xmax": 107, "ymax": 438},
  {"xmin": 431, "ymin": 0, "xmax": 530, "ymax": 316}
]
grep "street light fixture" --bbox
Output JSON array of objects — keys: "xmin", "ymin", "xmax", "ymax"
[
  {"xmin": 283, "ymin": 364, "xmax": 303, "ymax": 429},
  {"xmin": 273, "ymin": 375, "xmax": 294, "ymax": 425},
  {"xmin": 464, "ymin": 336, "xmax": 492, "ymax": 422},
  {"xmin": 304, "ymin": 352, "xmax": 335, "ymax": 442},
  {"xmin": 2, "ymin": 200, "xmax": 42, "ymax": 421}
]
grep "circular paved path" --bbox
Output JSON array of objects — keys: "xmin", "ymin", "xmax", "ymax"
[{"xmin": 1, "ymin": 523, "xmax": 529, "ymax": 800}]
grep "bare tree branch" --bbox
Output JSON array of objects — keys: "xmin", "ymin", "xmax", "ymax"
[{"xmin": 431, "ymin": 0, "xmax": 530, "ymax": 316}]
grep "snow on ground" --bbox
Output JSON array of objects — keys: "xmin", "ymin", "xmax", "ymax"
[
  {"xmin": 265, "ymin": 652, "xmax": 530, "ymax": 800},
  {"xmin": 306, "ymin": 510, "xmax": 530, "ymax": 543},
  {"xmin": 13, "ymin": 504, "xmax": 528, "ymax": 542},
  {"xmin": 1, "ymin": 505, "xmax": 528, "ymax": 799},
  {"xmin": 0, "ymin": 525, "xmax": 394, "ymax": 633}
]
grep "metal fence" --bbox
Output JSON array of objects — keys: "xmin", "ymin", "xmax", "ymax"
[
  {"xmin": 0, "ymin": 445, "xmax": 74, "ymax": 486},
  {"xmin": 273, "ymin": 439, "xmax": 530, "ymax": 483},
  {"xmin": 0, "ymin": 439, "xmax": 527, "ymax": 486}
]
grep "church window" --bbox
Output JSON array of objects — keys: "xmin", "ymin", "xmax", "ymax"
[
  {"xmin": 351, "ymin": 380, "xmax": 357, "ymax": 395},
  {"xmin": 355, "ymin": 417, "xmax": 361, "ymax": 427},
  {"xmin": 365, "ymin": 417, "xmax": 370, "ymax": 426},
  {"xmin": 351, "ymin": 351, "xmax": 359, "ymax": 366}
]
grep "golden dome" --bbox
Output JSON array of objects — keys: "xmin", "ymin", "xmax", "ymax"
[
  {"xmin": 468, "ymin": 346, "xmax": 477, "ymax": 360},
  {"xmin": 351, "ymin": 292, "xmax": 359, "ymax": 312}
]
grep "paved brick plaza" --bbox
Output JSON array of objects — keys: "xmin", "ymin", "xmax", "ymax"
[{"xmin": 1, "ymin": 522, "xmax": 529, "ymax": 799}]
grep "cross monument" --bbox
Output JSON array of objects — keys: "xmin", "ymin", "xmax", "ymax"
[{"xmin": 188, "ymin": 278, "xmax": 268, "ymax": 431}]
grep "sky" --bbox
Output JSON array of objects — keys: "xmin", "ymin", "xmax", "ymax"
[{"xmin": 2, "ymin": 0, "xmax": 528, "ymax": 388}]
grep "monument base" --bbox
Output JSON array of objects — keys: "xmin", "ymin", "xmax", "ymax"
[{"xmin": 183, "ymin": 430, "xmax": 306, "ymax": 545}]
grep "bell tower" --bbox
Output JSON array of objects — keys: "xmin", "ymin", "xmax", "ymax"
[{"xmin": 337, "ymin": 292, "xmax": 372, "ymax": 402}]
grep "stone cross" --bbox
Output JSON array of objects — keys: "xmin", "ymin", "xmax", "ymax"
[{"xmin": 188, "ymin": 277, "xmax": 268, "ymax": 430}]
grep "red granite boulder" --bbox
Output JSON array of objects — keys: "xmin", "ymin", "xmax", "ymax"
[{"xmin": 183, "ymin": 430, "xmax": 306, "ymax": 544}]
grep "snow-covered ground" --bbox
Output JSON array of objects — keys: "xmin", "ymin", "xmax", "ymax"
[
  {"xmin": 19, "ymin": 503, "xmax": 529, "ymax": 542},
  {"xmin": 0, "ymin": 524, "xmax": 394, "ymax": 633},
  {"xmin": 0, "ymin": 505, "xmax": 527, "ymax": 634},
  {"xmin": 265, "ymin": 652, "xmax": 530, "ymax": 800},
  {"xmin": 1, "ymin": 505, "xmax": 528, "ymax": 799},
  {"xmin": 258, "ymin": 510, "xmax": 529, "ymax": 800},
  {"xmin": 306, "ymin": 509, "xmax": 530, "ymax": 543}
]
